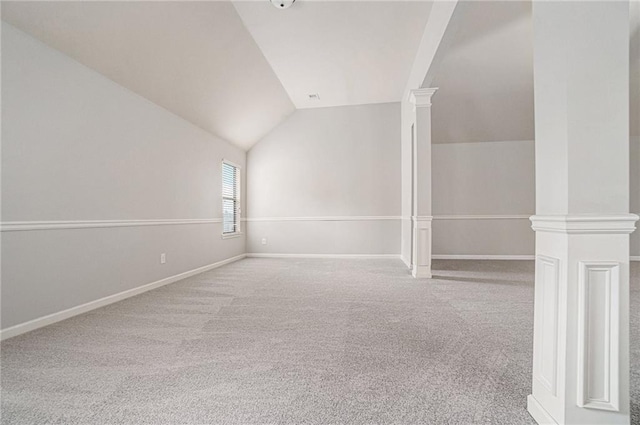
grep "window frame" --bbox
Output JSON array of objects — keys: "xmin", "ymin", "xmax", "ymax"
[{"xmin": 221, "ymin": 159, "xmax": 242, "ymax": 239}]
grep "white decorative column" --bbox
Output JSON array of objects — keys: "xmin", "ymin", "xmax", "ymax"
[
  {"xmin": 409, "ymin": 88, "xmax": 437, "ymax": 279},
  {"xmin": 528, "ymin": 2, "xmax": 638, "ymax": 425}
]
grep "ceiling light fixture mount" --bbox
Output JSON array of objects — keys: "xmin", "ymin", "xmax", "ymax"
[{"xmin": 270, "ymin": 0, "xmax": 296, "ymax": 9}]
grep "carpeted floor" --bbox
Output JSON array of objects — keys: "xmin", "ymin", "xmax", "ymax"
[{"xmin": 1, "ymin": 259, "xmax": 638, "ymax": 424}]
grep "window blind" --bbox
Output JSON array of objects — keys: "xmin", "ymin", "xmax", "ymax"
[{"xmin": 222, "ymin": 161, "xmax": 240, "ymax": 234}]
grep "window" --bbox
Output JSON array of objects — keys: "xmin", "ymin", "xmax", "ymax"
[{"xmin": 222, "ymin": 160, "xmax": 241, "ymax": 235}]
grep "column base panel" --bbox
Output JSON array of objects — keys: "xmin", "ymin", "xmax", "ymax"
[
  {"xmin": 527, "ymin": 395, "xmax": 558, "ymax": 425},
  {"xmin": 411, "ymin": 265, "xmax": 432, "ymax": 279}
]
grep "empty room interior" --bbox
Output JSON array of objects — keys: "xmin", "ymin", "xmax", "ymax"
[{"xmin": 1, "ymin": 0, "xmax": 639, "ymax": 424}]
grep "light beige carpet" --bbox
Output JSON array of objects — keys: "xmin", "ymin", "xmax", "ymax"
[{"xmin": 1, "ymin": 259, "xmax": 638, "ymax": 424}]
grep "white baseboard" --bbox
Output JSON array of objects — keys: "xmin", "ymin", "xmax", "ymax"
[
  {"xmin": 432, "ymin": 254, "xmax": 535, "ymax": 260},
  {"xmin": 0, "ymin": 254, "xmax": 246, "ymax": 341},
  {"xmin": 434, "ymin": 255, "xmax": 639, "ymax": 261},
  {"xmin": 527, "ymin": 395, "xmax": 557, "ymax": 424},
  {"xmin": 246, "ymin": 253, "xmax": 400, "ymax": 259}
]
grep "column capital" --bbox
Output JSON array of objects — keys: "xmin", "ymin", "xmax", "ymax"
[
  {"xmin": 408, "ymin": 88, "xmax": 438, "ymax": 108},
  {"xmin": 530, "ymin": 214, "xmax": 639, "ymax": 235}
]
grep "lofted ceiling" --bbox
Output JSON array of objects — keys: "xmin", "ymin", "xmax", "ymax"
[
  {"xmin": 233, "ymin": 1, "xmax": 432, "ymax": 109},
  {"xmin": 429, "ymin": 0, "xmax": 639, "ymax": 145},
  {"xmin": 2, "ymin": 1, "xmax": 636, "ymax": 150},
  {"xmin": 429, "ymin": 0, "xmax": 534, "ymax": 144},
  {"xmin": 1, "ymin": 0, "xmax": 434, "ymax": 149},
  {"xmin": 1, "ymin": 1, "xmax": 295, "ymax": 151}
]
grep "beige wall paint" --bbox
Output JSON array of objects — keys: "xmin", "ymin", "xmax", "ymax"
[
  {"xmin": 433, "ymin": 141, "xmax": 535, "ymax": 216},
  {"xmin": 432, "ymin": 140, "xmax": 535, "ymax": 256},
  {"xmin": 1, "ymin": 24, "xmax": 246, "ymax": 329},
  {"xmin": 429, "ymin": 1, "xmax": 534, "ymax": 145},
  {"xmin": 246, "ymin": 103, "xmax": 401, "ymax": 255}
]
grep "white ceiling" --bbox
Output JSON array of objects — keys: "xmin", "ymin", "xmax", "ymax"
[
  {"xmin": 233, "ymin": 0, "xmax": 432, "ymax": 109},
  {"xmin": 1, "ymin": 1, "xmax": 295, "ymax": 151},
  {"xmin": 429, "ymin": 1, "xmax": 534, "ymax": 144},
  {"xmin": 2, "ymin": 1, "xmax": 636, "ymax": 150}
]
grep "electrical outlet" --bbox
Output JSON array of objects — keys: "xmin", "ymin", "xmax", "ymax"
[
  {"xmin": 261, "ymin": 238, "xmax": 267, "ymax": 245},
  {"xmin": 160, "ymin": 253, "xmax": 166, "ymax": 264}
]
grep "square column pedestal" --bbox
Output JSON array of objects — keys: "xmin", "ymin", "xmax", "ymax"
[
  {"xmin": 411, "ymin": 215, "xmax": 432, "ymax": 278},
  {"xmin": 527, "ymin": 215, "xmax": 638, "ymax": 425}
]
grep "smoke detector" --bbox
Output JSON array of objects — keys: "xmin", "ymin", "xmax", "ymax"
[{"xmin": 270, "ymin": 0, "xmax": 295, "ymax": 9}]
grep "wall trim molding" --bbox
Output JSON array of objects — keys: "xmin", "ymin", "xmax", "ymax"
[
  {"xmin": 408, "ymin": 87, "xmax": 437, "ymax": 108},
  {"xmin": 431, "ymin": 255, "xmax": 639, "ymax": 261},
  {"xmin": 8, "ymin": 214, "xmax": 612, "ymax": 230},
  {"xmin": 533, "ymin": 255, "xmax": 561, "ymax": 395},
  {"xmin": 246, "ymin": 253, "xmax": 400, "ymax": 259},
  {"xmin": 0, "ymin": 218, "xmax": 224, "ymax": 232},
  {"xmin": 527, "ymin": 395, "xmax": 558, "ymax": 425},
  {"xmin": 412, "ymin": 215, "xmax": 433, "ymax": 222},
  {"xmin": 246, "ymin": 253, "xmax": 598, "ymax": 262},
  {"xmin": 246, "ymin": 215, "xmax": 535, "ymax": 222},
  {"xmin": 433, "ymin": 214, "xmax": 531, "ymax": 220},
  {"xmin": 432, "ymin": 254, "xmax": 535, "ymax": 260},
  {"xmin": 576, "ymin": 261, "xmax": 620, "ymax": 411},
  {"xmin": 246, "ymin": 254, "xmax": 637, "ymax": 262},
  {"xmin": 244, "ymin": 216, "xmax": 401, "ymax": 222},
  {"xmin": 530, "ymin": 214, "xmax": 639, "ymax": 234},
  {"xmin": 0, "ymin": 254, "xmax": 246, "ymax": 341}
]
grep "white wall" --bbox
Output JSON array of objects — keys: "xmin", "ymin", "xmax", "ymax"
[
  {"xmin": 246, "ymin": 103, "xmax": 401, "ymax": 255},
  {"xmin": 428, "ymin": 136, "xmax": 640, "ymax": 259},
  {"xmin": 432, "ymin": 140, "xmax": 535, "ymax": 257},
  {"xmin": 430, "ymin": 136, "xmax": 640, "ymax": 258},
  {"xmin": 401, "ymin": 108, "xmax": 536, "ymax": 263},
  {"xmin": 1, "ymin": 24, "xmax": 246, "ymax": 330}
]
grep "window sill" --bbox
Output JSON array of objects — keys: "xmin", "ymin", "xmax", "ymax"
[{"xmin": 221, "ymin": 232, "xmax": 243, "ymax": 240}]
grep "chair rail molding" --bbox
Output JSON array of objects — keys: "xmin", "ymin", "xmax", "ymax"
[
  {"xmin": 433, "ymin": 214, "xmax": 531, "ymax": 220},
  {"xmin": 243, "ymin": 216, "xmax": 401, "ymax": 222},
  {"xmin": 246, "ymin": 215, "xmax": 534, "ymax": 222},
  {"xmin": 0, "ymin": 218, "xmax": 224, "ymax": 232}
]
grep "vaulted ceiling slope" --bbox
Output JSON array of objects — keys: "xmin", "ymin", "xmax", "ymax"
[
  {"xmin": 234, "ymin": 1, "xmax": 432, "ymax": 109},
  {"xmin": 429, "ymin": 0, "xmax": 534, "ymax": 144},
  {"xmin": 430, "ymin": 0, "xmax": 639, "ymax": 145},
  {"xmin": 1, "ymin": 1, "xmax": 295, "ymax": 151}
]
